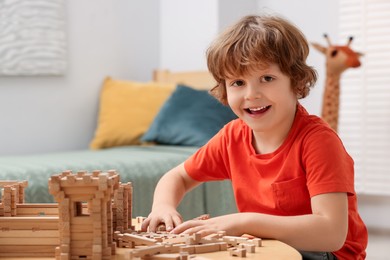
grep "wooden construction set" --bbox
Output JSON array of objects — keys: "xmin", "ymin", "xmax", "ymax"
[{"xmin": 0, "ymin": 170, "xmax": 263, "ymax": 259}]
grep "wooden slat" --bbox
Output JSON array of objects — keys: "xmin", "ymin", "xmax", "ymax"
[
  {"xmin": 0, "ymin": 181, "xmax": 28, "ymax": 187},
  {"xmin": 0, "ymin": 237, "xmax": 59, "ymax": 245},
  {"xmin": 0, "ymin": 217, "xmax": 58, "ymax": 230},
  {"xmin": 16, "ymin": 204, "xmax": 59, "ymax": 216},
  {"xmin": 0, "ymin": 229, "xmax": 59, "ymax": 238},
  {"xmin": 0, "ymin": 245, "xmax": 55, "ymax": 256}
]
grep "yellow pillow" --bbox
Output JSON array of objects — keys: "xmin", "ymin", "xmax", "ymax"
[{"xmin": 90, "ymin": 77, "xmax": 175, "ymax": 149}]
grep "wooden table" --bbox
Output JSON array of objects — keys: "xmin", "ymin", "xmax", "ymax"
[{"xmin": 0, "ymin": 239, "xmax": 301, "ymax": 259}]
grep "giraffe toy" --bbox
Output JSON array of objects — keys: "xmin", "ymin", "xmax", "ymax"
[{"xmin": 312, "ymin": 34, "xmax": 363, "ymax": 132}]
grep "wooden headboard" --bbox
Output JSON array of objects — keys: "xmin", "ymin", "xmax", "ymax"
[{"xmin": 153, "ymin": 70, "xmax": 216, "ymax": 90}]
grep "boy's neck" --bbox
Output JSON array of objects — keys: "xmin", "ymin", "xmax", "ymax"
[{"xmin": 251, "ymin": 103, "xmax": 299, "ymax": 155}]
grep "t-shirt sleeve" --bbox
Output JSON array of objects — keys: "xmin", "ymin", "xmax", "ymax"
[
  {"xmin": 302, "ymin": 128, "xmax": 356, "ymax": 197},
  {"xmin": 184, "ymin": 124, "xmax": 232, "ymax": 182}
]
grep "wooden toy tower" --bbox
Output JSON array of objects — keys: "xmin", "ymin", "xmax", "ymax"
[
  {"xmin": 0, "ymin": 181, "xmax": 28, "ymax": 217},
  {"xmin": 49, "ymin": 170, "xmax": 120, "ymax": 260}
]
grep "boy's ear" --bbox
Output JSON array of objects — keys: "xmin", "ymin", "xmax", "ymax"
[{"xmin": 294, "ymin": 82, "xmax": 308, "ymax": 99}]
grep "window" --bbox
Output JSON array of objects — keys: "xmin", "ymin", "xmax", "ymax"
[
  {"xmin": 74, "ymin": 201, "xmax": 90, "ymax": 217},
  {"xmin": 339, "ymin": 0, "xmax": 390, "ymax": 195}
]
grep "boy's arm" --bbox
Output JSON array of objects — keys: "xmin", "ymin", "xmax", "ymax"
[
  {"xmin": 249, "ymin": 192, "xmax": 349, "ymax": 252},
  {"xmin": 141, "ymin": 163, "xmax": 202, "ymax": 232},
  {"xmin": 173, "ymin": 192, "xmax": 348, "ymax": 252}
]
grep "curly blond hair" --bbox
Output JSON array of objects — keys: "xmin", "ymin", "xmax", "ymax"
[{"xmin": 207, "ymin": 14, "xmax": 317, "ymax": 105}]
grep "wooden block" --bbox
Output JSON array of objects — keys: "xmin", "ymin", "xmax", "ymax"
[
  {"xmin": 62, "ymin": 186, "xmax": 99, "ymax": 194},
  {"xmin": 60, "ymin": 253, "xmax": 69, "ymax": 260},
  {"xmin": 48, "ymin": 182, "xmax": 60, "ymax": 194},
  {"xmin": 223, "ymin": 235, "xmax": 249, "ymax": 244},
  {"xmin": 248, "ymin": 238, "xmax": 262, "ymax": 247},
  {"xmin": 179, "ymin": 251, "xmax": 190, "ymax": 260},
  {"xmin": 61, "ymin": 236, "xmax": 71, "ymax": 245},
  {"xmin": 71, "ymin": 216, "xmax": 92, "ymax": 226},
  {"xmin": 99, "ymin": 175, "xmax": 108, "ymax": 191},
  {"xmin": 194, "ymin": 243, "xmax": 220, "ymax": 254},
  {"xmin": 229, "ymin": 247, "xmax": 247, "ymax": 257},
  {"xmin": 92, "ymin": 253, "xmax": 101, "ymax": 260},
  {"xmin": 168, "ymin": 244, "xmax": 183, "ymax": 253},
  {"xmin": 0, "ymin": 229, "xmax": 59, "ymax": 238},
  {"xmin": 54, "ymin": 191, "xmax": 66, "ymax": 201},
  {"xmin": 179, "ymin": 245, "xmax": 195, "ymax": 255},
  {"xmin": 239, "ymin": 243, "xmax": 255, "ymax": 253},
  {"xmin": 16, "ymin": 203, "xmax": 59, "ymax": 216},
  {"xmin": 163, "ymin": 234, "xmax": 188, "ymax": 244},
  {"xmin": 122, "ymin": 233, "xmax": 157, "ymax": 246},
  {"xmin": 82, "ymin": 175, "xmax": 93, "ymax": 184},
  {"xmin": 0, "ymin": 245, "xmax": 56, "ymax": 256},
  {"xmin": 95, "ymin": 191, "xmax": 105, "ymax": 199},
  {"xmin": 132, "ymin": 245, "xmax": 166, "ymax": 257},
  {"xmin": 0, "ymin": 181, "xmax": 26, "ymax": 190},
  {"xmin": 65, "ymin": 175, "xmax": 76, "ymax": 184},
  {"xmin": 185, "ymin": 233, "xmax": 201, "ymax": 245},
  {"xmin": 60, "ymin": 244, "xmax": 70, "ymax": 253},
  {"xmin": 61, "ymin": 170, "xmax": 72, "ymax": 176},
  {"xmin": 118, "ymin": 239, "xmax": 135, "ymax": 249},
  {"xmin": 71, "ymin": 232, "xmax": 94, "ymax": 241},
  {"xmin": 0, "ymin": 216, "xmax": 59, "ymax": 230},
  {"xmin": 143, "ymin": 254, "xmax": 181, "ymax": 259},
  {"xmin": 0, "ymin": 237, "xmax": 59, "ymax": 245},
  {"xmin": 204, "ymin": 233, "xmax": 220, "ymax": 240},
  {"xmin": 110, "ymin": 243, "xmax": 116, "ymax": 256},
  {"xmin": 107, "ymin": 169, "xmax": 117, "ymax": 175},
  {"xmin": 77, "ymin": 171, "xmax": 87, "ymax": 177},
  {"xmin": 217, "ymin": 242, "xmax": 228, "ymax": 251},
  {"xmin": 91, "ymin": 170, "xmax": 101, "ymax": 177},
  {"xmin": 93, "ymin": 244, "xmax": 102, "ymax": 254}
]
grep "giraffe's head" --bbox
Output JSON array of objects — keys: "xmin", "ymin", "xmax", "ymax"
[{"xmin": 311, "ymin": 34, "xmax": 363, "ymax": 75}]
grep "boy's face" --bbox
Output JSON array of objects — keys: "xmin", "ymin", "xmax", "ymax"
[{"xmin": 225, "ymin": 63, "xmax": 298, "ymax": 135}]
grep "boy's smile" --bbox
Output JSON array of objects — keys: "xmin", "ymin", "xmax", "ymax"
[{"xmin": 245, "ymin": 105, "xmax": 271, "ymax": 115}]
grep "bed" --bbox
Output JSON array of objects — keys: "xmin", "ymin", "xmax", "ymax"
[{"xmin": 0, "ymin": 70, "xmax": 237, "ymax": 220}]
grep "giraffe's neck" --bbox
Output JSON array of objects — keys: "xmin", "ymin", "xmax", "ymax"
[{"xmin": 321, "ymin": 73, "xmax": 341, "ymax": 132}]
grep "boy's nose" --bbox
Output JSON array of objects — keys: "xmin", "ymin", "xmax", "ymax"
[{"xmin": 245, "ymin": 85, "xmax": 261, "ymax": 100}]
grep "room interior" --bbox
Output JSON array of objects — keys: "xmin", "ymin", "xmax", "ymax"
[{"xmin": 0, "ymin": 0, "xmax": 389, "ymax": 259}]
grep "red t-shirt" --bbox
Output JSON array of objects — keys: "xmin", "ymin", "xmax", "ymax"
[{"xmin": 184, "ymin": 104, "xmax": 367, "ymax": 259}]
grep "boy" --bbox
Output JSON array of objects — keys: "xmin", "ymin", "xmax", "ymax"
[{"xmin": 141, "ymin": 14, "xmax": 367, "ymax": 259}]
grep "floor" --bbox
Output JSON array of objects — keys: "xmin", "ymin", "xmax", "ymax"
[{"xmin": 366, "ymin": 229, "xmax": 390, "ymax": 260}]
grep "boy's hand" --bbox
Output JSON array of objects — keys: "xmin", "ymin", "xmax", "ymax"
[
  {"xmin": 140, "ymin": 206, "xmax": 183, "ymax": 232},
  {"xmin": 171, "ymin": 214, "xmax": 240, "ymax": 237}
]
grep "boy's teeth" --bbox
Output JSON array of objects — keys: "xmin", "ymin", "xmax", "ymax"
[{"xmin": 250, "ymin": 106, "xmax": 266, "ymax": 112}]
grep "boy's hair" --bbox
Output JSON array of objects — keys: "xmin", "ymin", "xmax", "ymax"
[{"xmin": 207, "ymin": 14, "xmax": 317, "ymax": 105}]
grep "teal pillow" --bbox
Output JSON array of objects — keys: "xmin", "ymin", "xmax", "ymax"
[{"xmin": 141, "ymin": 85, "xmax": 237, "ymax": 146}]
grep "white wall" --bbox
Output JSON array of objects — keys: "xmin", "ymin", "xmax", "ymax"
[
  {"xmin": 218, "ymin": 0, "xmax": 258, "ymax": 31},
  {"xmin": 159, "ymin": 0, "xmax": 260, "ymax": 71},
  {"xmin": 159, "ymin": 0, "xmax": 218, "ymax": 71},
  {"xmin": 0, "ymin": 0, "xmax": 160, "ymax": 155}
]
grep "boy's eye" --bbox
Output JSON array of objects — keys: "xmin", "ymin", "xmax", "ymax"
[
  {"xmin": 261, "ymin": 76, "xmax": 274, "ymax": 82},
  {"xmin": 232, "ymin": 80, "xmax": 245, "ymax": 87}
]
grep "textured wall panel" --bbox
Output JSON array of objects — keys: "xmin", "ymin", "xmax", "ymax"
[{"xmin": 0, "ymin": 0, "xmax": 66, "ymax": 75}]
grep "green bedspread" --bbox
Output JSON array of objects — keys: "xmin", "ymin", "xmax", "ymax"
[{"xmin": 0, "ymin": 145, "xmax": 236, "ymax": 220}]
